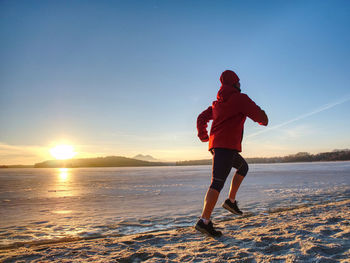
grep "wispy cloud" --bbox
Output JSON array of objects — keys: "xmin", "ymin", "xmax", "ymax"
[
  {"xmin": 0, "ymin": 142, "xmax": 49, "ymax": 165},
  {"xmin": 247, "ymin": 95, "xmax": 350, "ymax": 138},
  {"xmin": 284, "ymin": 125, "xmax": 313, "ymax": 139}
]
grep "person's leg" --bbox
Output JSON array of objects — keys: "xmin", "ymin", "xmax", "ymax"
[
  {"xmin": 228, "ymin": 173, "xmax": 245, "ymax": 202},
  {"xmin": 196, "ymin": 186, "xmax": 223, "ymax": 237},
  {"xmin": 228, "ymin": 153, "xmax": 248, "ymax": 202},
  {"xmin": 200, "ymin": 188, "xmax": 220, "ymax": 220},
  {"xmin": 200, "ymin": 148, "xmax": 234, "ymax": 221}
]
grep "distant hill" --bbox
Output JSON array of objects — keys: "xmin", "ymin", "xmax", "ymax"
[
  {"xmin": 34, "ymin": 156, "xmax": 170, "ymax": 168},
  {"xmin": 133, "ymin": 154, "xmax": 159, "ymax": 162},
  {"xmin": 176, "ymin": 150, "xmax": 350, "ymax": 165}
]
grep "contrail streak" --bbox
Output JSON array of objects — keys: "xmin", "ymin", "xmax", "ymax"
[{"xmin": 246, "ymin": 95, "xmax": 350, "ymax": 138}]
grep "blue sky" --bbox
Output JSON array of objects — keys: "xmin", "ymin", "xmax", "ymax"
[{"xmin": 1, "ymin": 0, "xmax": 350, "ymax": 164}]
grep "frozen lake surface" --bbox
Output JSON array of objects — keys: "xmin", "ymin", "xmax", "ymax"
[{"xmin": 0, "ymin": 161, "xmax": 349, "ymax": 248}]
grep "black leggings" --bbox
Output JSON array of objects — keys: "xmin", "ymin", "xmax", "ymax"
[{"xmin": 209, "ymin": 148, "xmax": 249, "ymax": 192}]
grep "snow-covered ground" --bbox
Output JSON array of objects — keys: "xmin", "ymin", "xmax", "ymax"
[{"xmin": 0, "ymin": 162, "xmax": 349, "ymax": 250}]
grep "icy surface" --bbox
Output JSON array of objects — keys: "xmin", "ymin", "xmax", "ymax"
[{"xmin": 0, "ymin": 162, "xmax": 349, "ymax": 248}]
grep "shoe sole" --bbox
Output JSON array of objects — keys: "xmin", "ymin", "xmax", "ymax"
[
  {"xmin": 222, "ymin": 202, "xmax": 243, "ymax": 215},
  {"xmin": 195, "ymin": 225, "xmax": 222, "ymax": 237}
]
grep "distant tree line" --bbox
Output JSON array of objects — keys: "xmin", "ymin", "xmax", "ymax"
[
  {"xmin": 0, "ymin": 165, "xmax": 34, "ymax": 168},
  {"xmin": 176, "ymin": 149, "xmax": 350, "ymax": 166},
  {"xmin": 175, "ymin": 159, "xmax": 211, "ymax": 166}
]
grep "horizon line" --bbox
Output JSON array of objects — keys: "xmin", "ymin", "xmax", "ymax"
[{"xmin": 2, "ymin": 148, "xmax": 349, "ymax": 166}]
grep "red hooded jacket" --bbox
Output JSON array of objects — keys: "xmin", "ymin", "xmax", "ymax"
[{"xmin": 197, "ymin": 70, "xmax": 268, "ymax": 152}]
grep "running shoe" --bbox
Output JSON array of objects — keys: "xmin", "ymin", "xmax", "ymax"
[
  {"xmin": 222, "ymin": 199, "xmax": 243, "ymax": 215},
  {"xmin": 195, "ymin": 219, "xmax": 222, "ymax": 237}
]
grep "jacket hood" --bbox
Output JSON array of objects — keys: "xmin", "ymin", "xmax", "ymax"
[
  {"xmin": 220, "ymin": 70, "xmax": 240, "ymax": 86},
  {"xmin": 217, "ymin": 70, "xmax": 240, "ymax": 102}
]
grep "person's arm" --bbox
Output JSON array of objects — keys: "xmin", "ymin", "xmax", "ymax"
[
  {"xmin": 241, "ymin": 94, "xmax": 268, "ymax": 126},
  {"xmin": 197, "ymin": 106, "xmax": 213, "ymax": 142}
]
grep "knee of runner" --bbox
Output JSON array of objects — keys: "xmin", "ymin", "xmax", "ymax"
[
  {"xmin": 209, "ymin": 178, "xmax": 225, "ymax": 192},
  {"xmin": 238, "ymin": 161, "xmax": 249, "ymax": 177}
]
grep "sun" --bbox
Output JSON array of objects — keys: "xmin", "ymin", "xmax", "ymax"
[{"xmin": 50, "ymin": 145, "xmax": 77, "ymax": 160}]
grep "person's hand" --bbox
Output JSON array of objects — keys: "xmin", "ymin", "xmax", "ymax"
[
  {"xmin": 199, "ymin": 134, "xmax": 209, "ymax": 142},
  {"xmin": 260, "ymin": 110, "xmax": 269, "ymax": 126}
]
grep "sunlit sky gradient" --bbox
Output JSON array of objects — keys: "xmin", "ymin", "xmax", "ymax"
[{"xmin": 1, "ymin": 0, "xmax": 350, "ymax": 164}]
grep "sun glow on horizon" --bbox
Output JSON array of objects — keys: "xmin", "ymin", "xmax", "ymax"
[{"xmin": 50, "ymin": 145, "xmax": 76, "ymax": 160}]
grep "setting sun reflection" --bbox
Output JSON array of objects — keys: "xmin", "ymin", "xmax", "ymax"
[
  {"xmin": 51, "ymin": 168, "xmax": 77, "ymax": 197},
  {"xmin": 58, "ymin": 168, "xmax": 69, "ymax": 182}
]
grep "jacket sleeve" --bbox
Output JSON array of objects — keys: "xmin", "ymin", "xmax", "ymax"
[
  {"xmin": 197, "ymin": 106, "xmax": 213, "ymax": 142},
  {"xmin": 241, "ymin": 94, "xmax": 268, "ymax": 126}
]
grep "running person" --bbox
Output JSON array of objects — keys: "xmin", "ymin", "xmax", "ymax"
[{"xmin": 195, "ymin": 70, "xmax": 268, "ymax": 237}]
